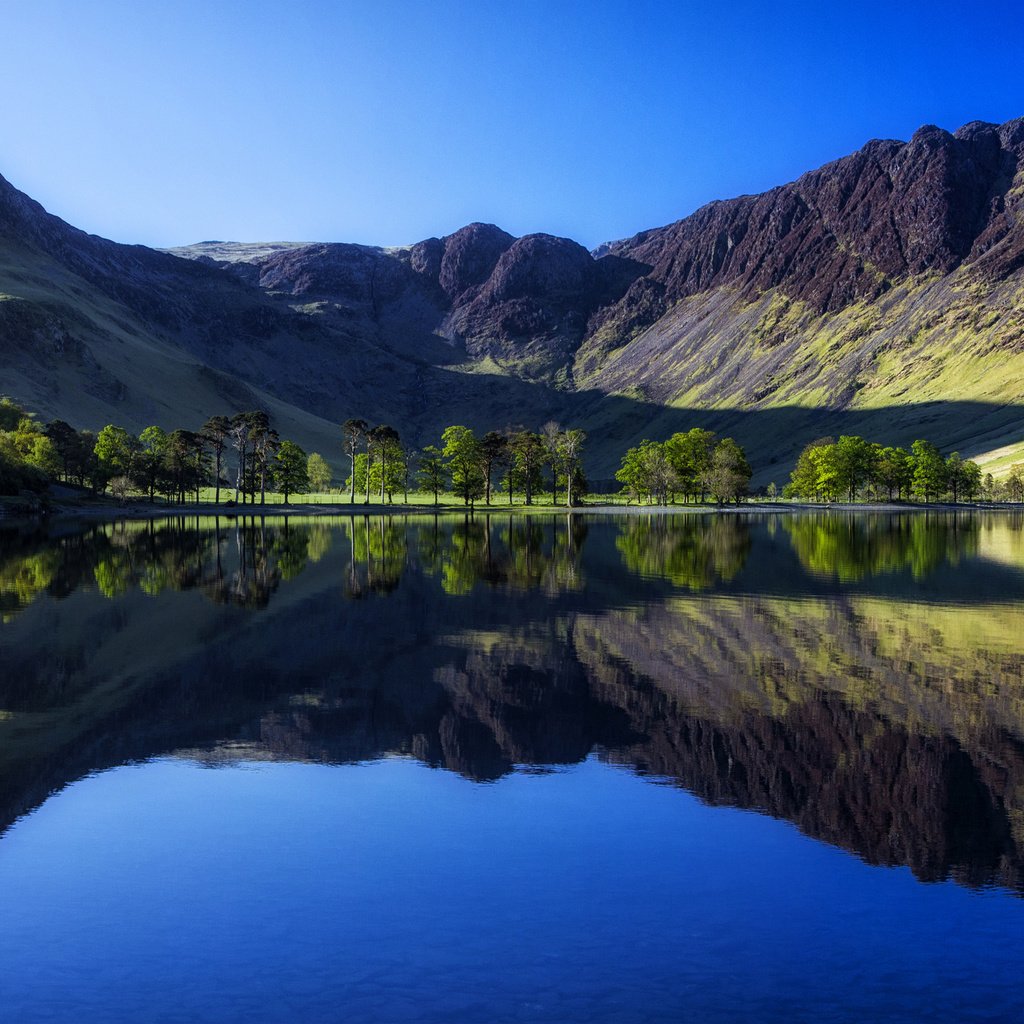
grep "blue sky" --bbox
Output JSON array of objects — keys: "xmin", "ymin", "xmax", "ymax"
[{"xmin": 2, "ymin": 0, "xmax": 1022, "ymax": 249}]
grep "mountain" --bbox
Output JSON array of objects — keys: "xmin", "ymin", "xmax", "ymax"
[{"xmin": 1, "ymin": 116, "xmax": 1023, "ymax": 481}]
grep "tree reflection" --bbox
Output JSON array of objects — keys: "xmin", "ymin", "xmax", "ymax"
[
  {"xmin": 784, "ymin": 512, "xmax": 981, "ymax": 581},
  {"xmin": 341, "ymin": 516, "xmax": 408, "ymax": 598},
  {"xmin": 616, "ymin": 515, "xmax": 751, "ymax": 590}
]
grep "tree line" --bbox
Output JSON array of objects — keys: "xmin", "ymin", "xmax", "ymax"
[
  {"xmin": 339, "ymin": 419, "xmax": 588, "ymax": 507},
  {"xmin": 0, "ymin": 398, "xmax": 313, "ymax": 505},
  {"xmin": 4, "ymin": 392, "xmax": 1023, "ymax": 508},
  {"xmin": 783, "ymin": 435, "xmax": 1023, "ymax": 503}
]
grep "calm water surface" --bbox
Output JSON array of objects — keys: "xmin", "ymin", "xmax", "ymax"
[{"xmin": 1, "ymin": 511, "xmax": 1023, "ymax": 1023}]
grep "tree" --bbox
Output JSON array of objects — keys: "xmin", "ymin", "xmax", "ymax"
[
  {"xmin": 163, "ymin": 429, "xmax": 208, "ymax": 504},
  {"xmin": 872, "ymin": 446, "xmax": 912, "ymax": 500},
  {"xmin": 961, "ymin": 460, "xmax": 982, "ymax": 502},
  {"xmin": 541, "ymin": 421, "xmax": 561, "ymax": 504},
  {"xmin": 479, "ymin": 431, "xmax": 509, "ymax": 506},
  {"xmin": 366, "ymin": 425, "xmax": 403, "ymax": 503},
  {"xmin": 557, "ymin": 428, "xmax": 587, "ymax": 506},
  {"xmin": 508, "ymin": 431, "xmax": 545, "ymax": 505},
  {"xmin": 664, "ymin": 428, "xmax": 716, "ymax": 502},
  {"xmin": 94, "ymin": 424, "xmax": 139, "ymax": 487},
  {"xmin": 202, "ymin": 415, "xmax": 232, "ymax": 504},
  {"xmin": 418, "ymin": 445, "xmax": 447, "ymax": 505},
  {"xmin": 0, "ymin": 397, "xmax": 25, "ymax": 431},
  {"xmin": 248, "ymin": 412, "xmax": 277, "ymax": 506},
  {"xmin": 230, "ymin": 413, "xmax": 253, "ymax": 504},
  {"xmin": 342, "ymin": 419, "xmax": 368, "ymax": 504},
  {"xmin": 344, "ymin": 453, "xmax": 369, "ymax": 498},
  {"xmin": 1007, "ymin": 464, "xmax": 1024, "ymax": 503},
  {"xmin": 911, "ymin": 439, "xmax": 947, "ymax": 502},
  {"xmin": 24, "ymin": 434, "xmax": 61, "ymax": 478},
  {"xmin": 809, "ymin": 443, "xmax": 843, "ymax": 502},
  {"xmin": 615, "ymin": 444, "xmax": 649, "ymax": 504},
  {"xmin": 273, "ymin": 440, "xmax": 309, "ymax": 504},
  {"xmin": 945, "ymin": 452, "xmax": 965, "ymax": 503},
  {"xmin": 616, "ymin": 439, "xmax": 671, "ymax": 504},
  {"xmin": 307, "ymin": 452, "xmax": 332, "ymax": 492},
  {"xmin": 442, "ymin": 425, "xmax": 484, "ymax": 507},
  {"xmin": 703, "ymin": 438, "xmax": 751, "ymax": 504},
  {"xmin": 833, "ymin": 435, "xmax": 875, "ymax": 502},
  {"xmin": 784, "ymin": 437, "xmax": 833, "ymax": 501},
  {"xmin": 137, "ymin": 425, "xmax": 169, "ymax": 502},
  {"xmin": 45, "ymin": 419, "xmax": 81, "ymax": 482}
]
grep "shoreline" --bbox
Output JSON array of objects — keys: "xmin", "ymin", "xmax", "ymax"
[{"xmin": 3, "ymin": 497, "xmax": 1022, "ymax": 530}]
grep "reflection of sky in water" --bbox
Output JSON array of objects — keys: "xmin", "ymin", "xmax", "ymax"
[{"xmin": 2, "ymin": 757, "xmax": 1022, "ymax": 1024}]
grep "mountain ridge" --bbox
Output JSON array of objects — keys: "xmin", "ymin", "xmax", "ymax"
[{"xmin": 1, "ymin": 115, "xmax": 1023, "ymax": 481}]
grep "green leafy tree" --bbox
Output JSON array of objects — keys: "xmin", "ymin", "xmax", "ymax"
[
  {"xmin": 307, "ymin": 452, "xmax": 332, "ymax": 492},
  {"xmin": 703, "ymin": 437, "xmax": 752, "ymax": 504},
  {"xmin": 615, "ymin": 444, "xmax": 649, "ymax": 504},
  {"xmin": 508, "ymin": 431, "xmax": 545, "ymax": 505},
  {"xmin": 344, "ymin": 453, "xmax": 369, "ymax": 496},
  {"xmin": 1007, "ymin": 464, "xmax": 1024, "ymax": 503},
  {"xmin": 418, "ymin": 445, "xmax": 447, "ymax": 505},
  {"xmin": 833, "ymin": 435, "xmax": 875, "ymax": 502},
  {"xmin": 784, "ymin": 437, "xmax": 833, "ymax": 501},
  {"xmin": 137, "ymin": 426, "xmax": 169, "ymax": 502},
  {"xmin": 556, "ymin": 428, "xmax": 587, "ymax": 506},
  {"xmin": 911, "ymin": 439, "xmax": 947, "ymax": 502},
  {"xmin": 872, "ymin": 446, "xmax": 912, "ymax": 500},
  {"xmin": 368, "ymin": 424, "xmax": 402, "ymax": 503},
  {"xmin": 44, "ymin": 419, "xmax": 81, "ymax": 482},
  {"xmin": 201, "ymin": 415, "xmax": 232, "ymax": 504},
  {"xmin": 479, "ymin": 431, "xmax": 509, "ymax": 506},
  {"xmin": 945, "ymin": 452, "xmax": 965, "ymax": 503},
  {"xmin": 272, "ymin": 440, "xmax": 309, "ymax": 504},
  {"xmin": 541, "ymin": 421, "xmax": 562, "ymax": 504},
  {"xmin": 94, "ymin": 424, "xmax": 139, "ymax": 488},
  {"xmin": 249, "ymin": 412, "xmax": 277, "ymax": 506},
  {"xmin": 809, "ymin": 444, "xmax": 843, "ymax": 502},
  {"xmin": 960, "ymin": 460, "xmax": 982, "ymax": 502},
  {"xmin": 230, "ymin": 412, "xmax": 253, "ymax": 504},
  {"xmin": 0, "ymin": 397, "xmax": 26, "ymax": 431},
  {"xmin": 442, "ymin": 425, "xmax": 484, "ymax": 507},
  {"xmin": 23, "ymin": 434, "xmax": 61, "ymax": 478},
  {"xmin": 616, "ymin": 439, "xmax": 671, "ymax": 504},
  {"xmin": 163, "ymin": 429, "xmax": 208, "ymax": 504},
  {"xmin": 342, "ymin": 419, "xmax": 368, "ymax": 504},
  {"xmin": 664, "ymin": 428, "xmax": 716, "ymax": 502}
]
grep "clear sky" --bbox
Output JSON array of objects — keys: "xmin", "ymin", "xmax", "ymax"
[{"xmin": 2, "ymin": 0, "xmax": 1022, "ymax": 250}]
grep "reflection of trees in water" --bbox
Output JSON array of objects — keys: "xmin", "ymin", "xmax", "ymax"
[
  {"xmin": 785, "ymin": 512, "xmax": 981, "ymax": 581},
  {"xmin": 0, "ymin": 520, "xmax": 221, "ymax": 617},
  {"xmin": 0, "ymin": 517, "xmax": 336, "ymax": 618},
  {"xmin": 341, "ymin": 516, "xmax": 409, "ymax": 598},
  {"xmin": 0, "ymin": 545, "xmax": 62, "ymax": 621},
  {"xmin": 616, "ymin": 515, "xmax": 751, "ymax": 590},
  {"xmin": 202, "ymin": 521, "xmax": 281, "ymax": 610},
  {"xmin": 340, "ymin": 515, "xmax": 589, "ymax": 599}
]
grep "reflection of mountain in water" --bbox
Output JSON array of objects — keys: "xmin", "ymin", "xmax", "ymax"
[{"xmin": 1, "ymin": 513, "xmax": 1024, "ymax": 892}]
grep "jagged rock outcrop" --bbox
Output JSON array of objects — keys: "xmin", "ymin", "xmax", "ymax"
[{"xmin": 596, "ymin": 119, "xmax": 1024, "ymax": 333}]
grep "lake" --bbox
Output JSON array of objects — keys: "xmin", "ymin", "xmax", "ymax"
[{"xmin": 1, "ymin": 510, "xmax": 1022, "ymax": 1023}]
